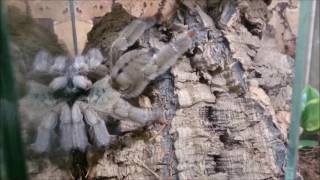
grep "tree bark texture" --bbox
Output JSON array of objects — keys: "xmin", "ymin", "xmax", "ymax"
[
  {"xmin": 82, "ymin": 1, "xmax": 294, "ymax": 179},
  {"xmin": 12, "ymin": 0, "xmax": 299, "ymax": 179}
]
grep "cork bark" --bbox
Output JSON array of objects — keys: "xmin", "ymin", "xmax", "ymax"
[
  {"xmin": 81, "ymin": 1, "xmax": 292, "ymax": 179},
  {"xmin": 11, "ymin": 0, "xmax": 298, "ymax": 179}
]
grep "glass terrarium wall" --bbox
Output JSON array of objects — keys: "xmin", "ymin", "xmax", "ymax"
[
  {"xmin": 1, "ymin": 0, "xmax": 313, "ymax": 179},
  {"xmin": 286, "ymin": 1, "xmax": 319, "ymax": 179},
  {"xmin": 3, "ymin": 0, "xmax": 168, "ymax": 178},
  {"xmin": 291, "ymin": 1, "xmax": 320, "ymax": 179},
  {"xmin": 4, "ymin": 0, "xmax": 173, "ymax": 56},
  {"xmin": 2, "ymin": 1, "xmax": 111, "ymax": 179},
  {"xmin": 5, "ymin": 0, "xmax": 72, "ymax": 55},
  {"xmin": 309, "ymin": 2, "xmax": 319, "ymax": 91},
  {"xmin": 5, "ymin": 0, "xmax": 112, "ymax": 55}
]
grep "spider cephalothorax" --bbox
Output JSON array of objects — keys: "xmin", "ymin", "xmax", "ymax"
[{"xmin": 21, "ymin": 16, "xmax": 196, "ymax": 153}]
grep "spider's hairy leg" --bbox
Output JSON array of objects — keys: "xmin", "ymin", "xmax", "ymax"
[
  {"xmin": 85, "ymin": 48, "xmax": 104, "ymax": 69},
  {"xmin": 111, "ymin": 30, "xmax": 196, "ymax": 98},
  {"xmin": 50, "ymin": 56, "xmax": 67, "ymax": 74},
  {"xmin": 88, "ymin": 77, "xmax": 162, "ymax": 126},
  {"xmin": 30, "ymin": 51, "xmax": 56, "ymax": 83},
  {"xmin": 71, "ymin": 101, "xmax": 89, "ymax": 152},
  {"xmin": 49, "ymin": 76, "xmax": 68, "ymax": 92},
  {"xmin": 82, "ymin": 105, "xmax": 111, "ymax": 147},
  {"xmin": 72, "ymin": 75, "xmax": 92, "ymax": 91},
  {"xmin": 110, "ymin": 17, "xmax": 156, "ymax": 64},
  {"xmin": 144, "ymin": 30, "xmax": 196, "ymax": 80},
  {"xmin": 59, "ymin": 103, "xmax": 73, "ymax": 151},
  {"xmin": 33, "ymin": 50, "xmax": 53, "ymax": 72},
  {"xmin": 85, "ymin": 48, "xmax": 109, "ymax": 80},
  {"xmin": 73, "ymin": 55, "xmax": 89, "ymax": 73},
  {"xmin": 111, "ymin": 98, "xmax": 162, "ymax": 125},
  {"xmin": 31, "ymin": 111, "xmax": 58, "ymax": 153},
  {"xmin": 110, "ymin": 49, "xmax": 151, "ymax": 94}
]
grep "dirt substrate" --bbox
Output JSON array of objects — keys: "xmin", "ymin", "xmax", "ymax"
[{"xmin": 298, "ymin": 146, "xmax": 320, "ymax": 180}]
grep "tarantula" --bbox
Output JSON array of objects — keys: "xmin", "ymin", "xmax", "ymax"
[{"xmin": 22, "ymin": 17, "xmax": 196, "ymax": 153}]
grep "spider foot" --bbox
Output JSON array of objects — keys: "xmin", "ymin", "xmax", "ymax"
[{"xmin": 31, "ymin": 111, "xmax": 58, "ymax": 153}]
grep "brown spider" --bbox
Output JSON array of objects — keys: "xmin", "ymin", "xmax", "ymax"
[{"xmin": 20, "ymin": 17, "xmax": 196, "ymax": 153}]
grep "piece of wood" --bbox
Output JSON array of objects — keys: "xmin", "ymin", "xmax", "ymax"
[
  {"xmin": 82, "ymin": 1, "xmax": 290, "ymax": 179},
  {"xmin": 15, "ymin": 0, "xmax": 296, "ymax": 179}
]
